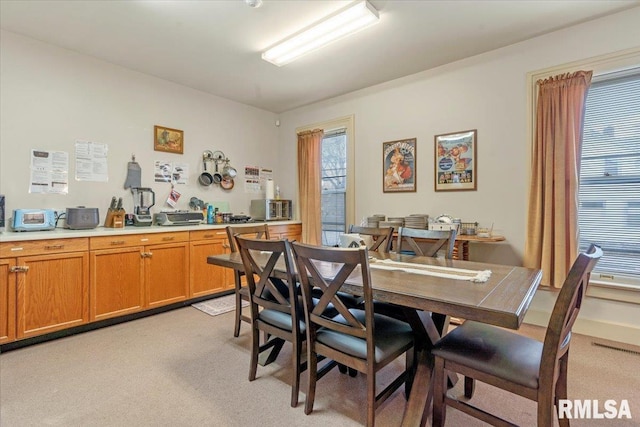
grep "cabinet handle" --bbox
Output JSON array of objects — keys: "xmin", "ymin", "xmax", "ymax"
[
  {"xmin": 110, "ymin": 240, "xmax": 126, "ymax": 245},
  {"xmin": 203, "ymin": 234, "xmax": 214, "ymax": 238},
  {"xmin": 162, "ymin": 236, "xmax": 175, "ymax": 241},
  {"xmin": 141, "ymin": 252, "xmax": 153, "ymax": 258},
  {"xmin": 10, "ymin": 266, "xmax": 29, "ymax": 273},
  {"xmin": 222, "ymin": 243, "xmax": 230, "ymax": 249},
  {"xmin": 44, "ymin": 244, "xmax": 64, "ymax": 250}
]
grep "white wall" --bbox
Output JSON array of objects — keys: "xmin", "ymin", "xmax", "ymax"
[
  {"xmin": 0, "ymin": 30, "xmax": 279, "ymax": 221},
  {"xmin": 276, "ymin": 8, "xmax": 640, "ymax": 344}
]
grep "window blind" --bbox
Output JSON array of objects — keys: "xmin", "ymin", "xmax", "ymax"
[{"xmin": 579, "ymin": 70, "xmax": 640, "ymax": 282}]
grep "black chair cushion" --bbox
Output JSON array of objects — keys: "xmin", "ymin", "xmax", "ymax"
[
  {"xmin": 316, "ymin": 309, "xmax": 413, "ymax": 362},
  {"xmin": 258, "ymin": 309, "xmax": 305, "ymax": 333},
  {"xmin": 432, "ymin": 321, "xmax": 543, "ymax": 389}
]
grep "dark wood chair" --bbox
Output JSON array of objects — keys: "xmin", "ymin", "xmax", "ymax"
[
  {"xmin": 348, "ymin": 225, "xmax": 394, "ymax": 253},
  {"xmin": 226, "ymin": 224, "xmax": 270, "ymax": 337},
  {"xmin": 235, "ymin": 236, "xmax": 304, "ymax": 407},
  {"xmin": 432, "ymin": 244, "xmax": 603, "ymax": 427},
  {"xmin": 395, "ymin": 227, "xmax": 457, "ymax": 258},
  {"xmin": 291, "ymin": 242, "xmax": 415, "ymax": 427}
]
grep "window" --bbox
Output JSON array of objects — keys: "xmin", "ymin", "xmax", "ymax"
[
  {"xmin": 321, "ymin": 128, "xmax": 347, "ymax": 246},
  {"xmin": 579, "ymin": 70, "xmax": 640, "ymax": 285}
]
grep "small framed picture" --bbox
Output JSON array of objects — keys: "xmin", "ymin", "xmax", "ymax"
[
  {"xmin": 435, "ymin": 129, "xmax": 477, "ymax": 191},
  {"xmin": 383, "ymin": 138, "xmax": 416, "ymax": 193},
  {"xmin": 154, "ymin": 125, "xmax": 184, "ymax": 154}
]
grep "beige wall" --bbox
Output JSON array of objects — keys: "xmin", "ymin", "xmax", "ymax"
[
  {"xmin": 276, "ymin": 7, "xmax": 640, "ymax": 344},
  {"xmin": 0, "ymin": 30, "xmax": 279, "ymax": 221}
]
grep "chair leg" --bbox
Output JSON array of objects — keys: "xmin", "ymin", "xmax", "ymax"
[
  {"xmin": 367, "ymin": 368, "xmax": 376, "ymax": 427},
  {"xmin": 291, "ymin": 339, "xmax": 301, "ymax": 407},
  {"xmin": 464, "ymin": 376, "xmax": 475, "ymax": 398},
  {"xmin": 555, "ymin": 353, "xmax": 570, "ymax": 427},
  {"xmin": 305, "ymin": 350, "xmax": 318, "ymax": 415},
  {"xmin": 248, "ymin": 322, "xmax": 259, "ymax": 381},
  {"xmin": 233, "ymin": 287, "xmax": 242, "ymax": 337},
  {"xmin": 432, "ymin": 357, "xmax": 446, "ymax": 427}
]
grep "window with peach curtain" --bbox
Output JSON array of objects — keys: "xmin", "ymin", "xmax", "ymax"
[
  {"xmin": 297, "ymin": 129, "xmax": 324, "ymax": 245},
  {"xmin": 524, "ymin": 71, "xmax": 592, "ymax": 288}
]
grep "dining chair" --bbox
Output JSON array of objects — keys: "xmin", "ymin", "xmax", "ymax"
[
  {"xmin": 431, "ymin": 244, "xmax": 603, "ymax": 427},
  {"xmin": 291, "ymin": 242, "xmax": 415, "ymax": 427},
  {"xmin": 395, "ymin": 227, "xmax": 457, "ymax": 258},
  {"xmin": 348, "ymin": 225, "xmax": 394, "ymax": 253},
  {"xmin": 235, "ymin": 236, "xmax": 304, "ymax": 407},
  {"xmin": 373, "ymin": 227, "xmax": 457, "ymax": 322},
  {"xmin": 226, "ymin": 224, "xmax": 270, "ymax": 337}
]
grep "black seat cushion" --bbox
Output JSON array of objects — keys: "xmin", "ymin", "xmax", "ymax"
[
  {"xmin": 316, "ymin": 309, "xmax": 413, "ymax": 362},
  {"xmin": 432, "ymin": 321, "xmax": 543, "ymax": 389}
]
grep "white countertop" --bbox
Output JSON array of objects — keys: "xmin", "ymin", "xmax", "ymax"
[{"xmin": 0, "ymin": 220, "xmax": 301, "ymax": 243}]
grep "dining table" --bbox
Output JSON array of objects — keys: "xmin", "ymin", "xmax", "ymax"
[{"xmin": 207, "ymin": 249, "xmax": 542, "ymax": 427}]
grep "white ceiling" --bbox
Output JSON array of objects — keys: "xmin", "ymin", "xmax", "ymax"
[{"xmin": 1, "ymin": 0, "xmax": 638, "ymax": 113}]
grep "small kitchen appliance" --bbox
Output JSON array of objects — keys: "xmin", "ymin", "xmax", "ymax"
[
  {"xmin": 250, "ymin": 199, "xmax": 292, "ymax": 221},
  {"xmin": 154, "ymin": 210, "xmax": 204, "ymax": 226},
  {"xmin": 12, "ymin": 208, "xmax": 56, "ymax": 231},
  {"xmin": 65, "ymin": 207, "xmax": 100, "ymax": 230},
  {"xmin": 131, "ymin": 187, "xmax": 155, "ymax": 226}
]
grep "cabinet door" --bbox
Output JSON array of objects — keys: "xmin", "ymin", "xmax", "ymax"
[
  {"xmin": 16, "ymin": 252, "xmax": 89, "ymax": 339},
  {"xmin": 0, "ymin": 259, "xmax": 16, "ymax": 344},
  {"xmin": 269, "ymin": 224, "xmax": 302, "ymax": 242},
  {"xmin": 90, "ymin": 246, "xmax": 145, "ymax": 321},
  {"xmin": 146, "ymin": 242, "xmax": 190, "ymax": 308},
  {"xmin": 190, "ymin": 238, "xmax": 231, "ymax": 297}
]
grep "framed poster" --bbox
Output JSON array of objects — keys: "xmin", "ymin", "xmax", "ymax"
[
  {"xmin": 435, "ymin": 129, "xmax": 477, "ymax": 191},
  {"xmin": 383, "ymin": 138, "xmax": 416, "ymax": 193},
  {"xmin": 154, "ymin": 125, "xmax": 184, "ymax": 154}
]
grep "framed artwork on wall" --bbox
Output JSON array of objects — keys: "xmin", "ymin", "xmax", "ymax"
[
  {"xmin": 383, "ymin": 138, "xmax": 416, "ymax": 193},
  {"xmin": 434, "ymin": 129, "xmax": 477, "ymax": 191},
  {"xmin": 154, "ymin": 125, "xmax": 184, "ymax": 154}
]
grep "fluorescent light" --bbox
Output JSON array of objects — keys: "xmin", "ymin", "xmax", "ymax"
[{"xmin": 262, "ymin": 1, "xmax": 379, "ymax": 66}]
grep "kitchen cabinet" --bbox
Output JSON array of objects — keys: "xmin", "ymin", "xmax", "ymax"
[
  {"xmin": 89, "ymin": 232, "xmax": 189, "ymax": 320},
  {"xmin": 189, "ymin": 229, "xmax": 232, "ymax": 297},
  {"xmin": 0, "ymin": 238, "xmax": 89, "ymax": 340},
  {"xmin": 0, "ymin": 259, "xmax": 16, "ymax": 344},
  {"xmin": 269, "ymin": 223, "xmax": 302, "ymax": 242}
]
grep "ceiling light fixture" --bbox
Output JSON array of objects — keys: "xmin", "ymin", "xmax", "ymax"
[{"xmin": 262, "ymin": 0, "xmax": 379, "ymax": 67}]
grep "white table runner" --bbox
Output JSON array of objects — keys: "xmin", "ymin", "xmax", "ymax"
[{"xmin": 369, "ymin": 259, "xmax": 491, "ymax": 283}]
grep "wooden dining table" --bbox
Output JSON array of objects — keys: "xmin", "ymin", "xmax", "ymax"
[{"xmin": 207, "ymin": 250, "xmax": 542, "ymax": 427}]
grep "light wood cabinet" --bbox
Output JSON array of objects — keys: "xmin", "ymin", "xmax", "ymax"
[
  {"xmin": 0, "ymin": 259, "xmax": 16, "ymax": 344},
  {"xmin": 89, "ymin": 232, "xmax": 189, "ymax": 320},
  {"xmin": 0, "ymin": 238, "xmax": 90, "ymax": 340},
  {"xmin": 269, "ymin": 223, "xmax": 302, "ymax": 242},
  {"xmin": 189, "ymin": 229, "xmax": 232, "ymax": 297},
  {"xmin": 0, "ymin": 222, "xmax": 301, "ymax": 344}
]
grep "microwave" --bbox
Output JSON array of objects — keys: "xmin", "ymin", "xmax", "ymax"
[
  {"xmin": 12, "ymin": 209, "xmax": 56, "ymax": 231},
  {"xmin": 250, "ymin": 199, "xmax": 292, "ymax": 221}
]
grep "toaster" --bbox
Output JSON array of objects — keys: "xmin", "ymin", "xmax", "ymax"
[{"xmin": 65, "ymin": 207, "xmax": 100, "ymax": 230}]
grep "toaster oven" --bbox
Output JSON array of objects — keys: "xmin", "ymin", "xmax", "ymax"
[{"xmin": 250, "ymin": 199, "xmax": 292, "ymax": 221}]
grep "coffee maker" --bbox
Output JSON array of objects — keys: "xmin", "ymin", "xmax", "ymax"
[{"xmin": 131, "ymin": 187, "xmax": 155, "ymax": 226}]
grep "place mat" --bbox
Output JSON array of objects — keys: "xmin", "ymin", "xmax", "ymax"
[
  {"xmin": 370, "ymin": 259, "xmax": 491, "ymax": 283},
  {"xmin": 192, "ymin": 294, "xmax": 248, "ymax": 317}
]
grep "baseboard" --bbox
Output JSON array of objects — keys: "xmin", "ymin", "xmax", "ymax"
[{"xmin": 524, "ymin": 309, "xmax": 640, "ymax": 347}]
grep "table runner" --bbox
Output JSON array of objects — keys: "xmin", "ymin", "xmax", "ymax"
[{"xmin": 369, "ymin": 258, "xmax": 491, "ymax": 282}]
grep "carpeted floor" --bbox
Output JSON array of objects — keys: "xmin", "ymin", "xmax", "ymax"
[{"xmin": 0, "ymin": 306, "xmax": 638, "ymax": 426}]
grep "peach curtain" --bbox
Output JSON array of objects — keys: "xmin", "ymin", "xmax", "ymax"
[
  {"xmin": 297, "ymin": 129, "xmax": 324, "ymax": 245},
  {"xmin": 524, "ymin": 71, "xmax": 592, "ymax": 288}
]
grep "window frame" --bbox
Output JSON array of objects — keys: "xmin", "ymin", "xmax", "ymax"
[{"xmin": 526, "ymin": 47, "xmax": 640, "ymax": 302}]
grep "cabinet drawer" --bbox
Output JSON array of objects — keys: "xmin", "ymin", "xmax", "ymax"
[
  {"xmin": 144, "ymin": 231, "xmax": 189, "ymax": 245},
  {"xmin": 190, "ymin": 229, "xmax": 228, "ymax": 241},
  {"xmin": 0, "ymin": 238, "xmax": 88, "ymax": 258},
  {"xmin": 90, "ymin": 234, "xmax": 147, "ymax": 250}
]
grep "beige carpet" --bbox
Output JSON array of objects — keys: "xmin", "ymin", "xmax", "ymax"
[{"xmin": 1, "ymin": 306, "xmax": 638, "ymax": 426}]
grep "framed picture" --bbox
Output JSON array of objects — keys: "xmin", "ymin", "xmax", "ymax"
[
  {"xmin": 154, "ymin": 125, "xmax": 184, "ymax": 154},
  {"xmin": 383, "ymin": 138, "xmax": 416, "ymax": 193},
  {"xmin": 435, "ymin": 129, "xmax": 477, "ymax": 191}
]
